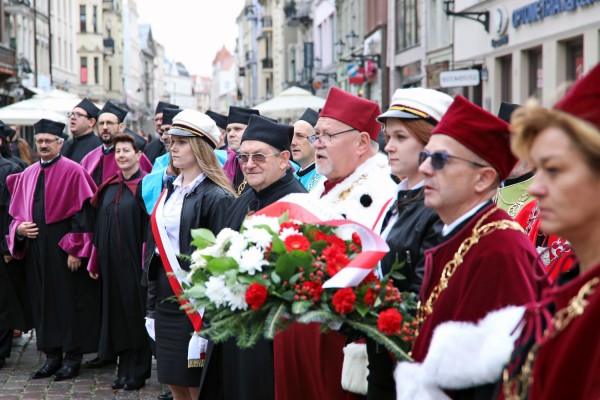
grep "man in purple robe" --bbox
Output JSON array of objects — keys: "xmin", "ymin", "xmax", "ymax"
[
  {"xmin": 80, "ymin": 101, "xmax": 152, "ymax": 186},
  {"xmin": 6, "ymin": 119, "xmax": 100, "ymax": 381},
  {"xmin": 61, "ymin": 98, "xmax": 102, "ymax": 163}
]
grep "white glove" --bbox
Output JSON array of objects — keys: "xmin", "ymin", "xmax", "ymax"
[{"xmin": 145, "ymin": 317, "xmax": 156, "ymax": 341}]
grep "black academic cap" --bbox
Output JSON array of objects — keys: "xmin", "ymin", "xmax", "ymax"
[
  {"xmin": 155, "ymin": 101, "xmax": 179, "ymax": 115},
  {"xmin": 227, "ymin": 106, "xmax": 260, "ymax": 126},
  {"xmin": 34, "ymin": 119, "xmax": 66, "ymax": 137},
  {"xmin": 0, "ymin": 122, "xmax": 16, "ymax": 140},
  {"xmin": 123, "ymin": 128, "xmax": 147, "ymax": 151},
  {"xmin": 162, "ymin": 108, "xmax": 183, "ymax": 126},
  {"xmin": 205, "ymin": 110, "xmax": 228, "ymax": 130},
  {"xmin": 241, "ymin": 115, "xmax": 293, "ymax": 152},
  {"xmin": 75, "ymin": 98, "xmax": 101, "ymax": 120},
  {"xmin": 497, "ymin": 102, "xmax": 520, "ymax": 123},
  {"xmin": 100, "ymin": 101, "xmax": 128, "ymax": 123},
  {"xmin": 298, "ymin": 108, "xmax": 319, "ymax": 127}
]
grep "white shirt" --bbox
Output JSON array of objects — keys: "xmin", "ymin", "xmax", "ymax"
[
  {"xmin": 380, "ymin": 178, "xmax": 425, "ymax": 240},
  {"xmin": 441, "ymin": 201, "xmax": 488, "ymax": 237},
  {"xmin": 162, "ymin": 172, "xmax": 206, "ymax": 255}
]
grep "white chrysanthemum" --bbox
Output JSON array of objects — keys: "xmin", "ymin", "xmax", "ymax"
[
  {"xmin": 226, "ymin": 283, "xmax": 248, "ymax": 311},
  {"xmin": 215, "ymin": 228, "xmax": 238, "ymax": 248},
  {"xmin": 204, "ymin": 275, "xmax": 230, "ymax": 308},
  {"xmin": 226, "ymin": 234, "xmax": 249, "ymax": 263},
  {"xmin": 278, "ymin": 226, "xmax": 300, "ymax": 241},
  {"xmin": 243, "ymin": 227, "xmax": 273, "ymax": 249},
  {"xmin": 244, "ymin": 215, "xmax": 280, "ymax": 233},
  {"xmin": 191, "ymin": 250, "xmax": 208, "ymax": 269},
  {"xmin": 238, "ymin": 247, "xmax": 268, "ymax": 275}
]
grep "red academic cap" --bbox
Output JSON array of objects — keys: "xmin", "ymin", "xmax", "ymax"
[
  {"xmin": 553, "ymin": 62, "xmax": 600, "ymax": 132},
  {"xmin": 431, "ymin": 95, "xmax": 516, "ymax": 180},
  {"xmin": 319, "ymin": 87, "xmax": 382, "ymax": 141}
]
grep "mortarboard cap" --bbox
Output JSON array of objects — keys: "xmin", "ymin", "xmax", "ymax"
[
  {"xmin": 241, "ymin": 115, "xmax": 293, "ymax": 152},
  {"xmin": 74, "ymin": 98, "xmax": 101, "ymax": 120},
  {"xmin": 206, "ymin": 110, "xmax": 228, "ymax": 130},
  {"xmin": 162, "ymin": 108, "xmax": 183, "ymax": 126},
  {"xmin": 227, "ymin": 106, "xmax": 260, "ymax": 126},
  {"xmin": 298, "ymin": 108, "xmax": 319, "ymax": 127},
  {"xmin": 155, "ymin": 101, "xmax": 179, "ymax": 115},
  {"xmin": 34, "ymin": 119, "xmax": 66, "ymax": 138},
  {"xmin": 497, "ymin": 102, "xmax": 520, "ymax": 123},
  {"xmin": 99, "ymin": 101, "xmax": 128, "ymax": 123}
]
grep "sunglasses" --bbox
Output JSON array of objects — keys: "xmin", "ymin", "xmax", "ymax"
[
  {"xmin": 418, "ymin": 150, "xmax": 488, "ymax": 170},
  {"xmin": 237, "ymin": 152, "xmax": 279, "ymax": 165}
]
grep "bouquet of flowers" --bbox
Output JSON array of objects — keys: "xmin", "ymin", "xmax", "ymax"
[{"xmin": 184, "ymin": 201, "xmax": 418, "ymax": 361}]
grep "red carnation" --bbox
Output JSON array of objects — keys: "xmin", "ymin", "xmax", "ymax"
[
  {"xmin": 322, "ymin": 246, "xmax": 350, "ymax": 277},
  {"xmin": 378, "ymin": 308, "xmax": 403, "ymax": 335},
  {"xmin": 352, "ymin": 232, "xmax": 362, "ymax": 247},
  {"xmin": 363, "ymin": 287, "xmax": 377, "ymax": 307},
  {"xmin": 279, "ymin": 221, "xmax": 300, "ymax": 233},
  {"xmin": 284, "ymin": 234, "xmax": 310, "ymax": 252},
  {"xmin": 324, "ymin": 235, "xmax": 348, "ymax": 253},
  {"xmin": 332, "ymin": 288, "xmax": 356, "ymax": 315},
  {"xmin": 314, "ymin": 230, "xmax": 329, "ymax": 242},
  {"xmin": 245, "ymin": 283, "xmax": 268, "ymax": 310}
]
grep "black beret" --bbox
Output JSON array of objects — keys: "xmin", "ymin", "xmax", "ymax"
[
  {"xmin": 34, "ymin": 119, "xmax": 66, "ymax": 137},
  {"xmin": 205, "ymin": 110, "xmax": 228, "ymax": 130},
  {"xmin": 298, "ymin": 108, "xmax": 319, "ymax": 127},
  {"xmin": 75, "ymin": 98, "xmax": 100, "ymax": 120},
  {"xmin": 497, "ymin": 102, "xmax": 520, "ymax": 123},
  {"xmin": 155, "ymin": 101, "xmax": 179, "ymax": 115},
  {"xmin": 162, "ymin": 108, "xmax": 183, "ymax": 126},
  {"xmin": 100, "ymin": 101, "xmax": 128, "ymax": 123},
  {"xmin": 241, "ymin": 115, "xmax": 293, "ymax": 152},
  {"xmin": 227, "ymin": 106, "xmax": 260, "ymax": 126}
]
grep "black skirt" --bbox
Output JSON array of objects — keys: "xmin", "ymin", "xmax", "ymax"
[{"xmin": 154, "ymin": 261, "xmax": 202, "ymax": 387}]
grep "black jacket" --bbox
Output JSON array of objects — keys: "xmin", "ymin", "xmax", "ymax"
[
  {"xmin": 367, "ymin": 186, "xmax": 443, "ymax": 400},
  {"xmin": 142, "ymin": 178, "xmax": 235, "ymax": 286},
  {"xmin": 61, "ymin": 131, "xmax": 102, "ymax": 163}
]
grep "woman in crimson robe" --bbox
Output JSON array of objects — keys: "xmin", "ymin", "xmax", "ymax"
[{"xmin": 88, "ymin": 134, "xmax": 151, "ymax": 390}]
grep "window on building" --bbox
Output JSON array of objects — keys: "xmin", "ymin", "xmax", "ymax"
[
  {"xmin": 80, "ymin": 5, "xmax": 86, "ymax": 33},
  {"xmin": 527, "ymin": 47, "xmax": 543, "ymax": 101},
  {"xmin": 396, "ymin": 0, "xmax": 419, "ymax": 52},
  {"xmin": 94, "ymin": 57, "xmax": 99, "ymax": 84},
  {"xmin": 565, "ymin": 37, "xmax": 584, "ymax": 81},
  {"xmin": 80, "ymin": 57, "xmax": 88, "ymax": 84},
  {"xmin": 499, "ymin": 54, "xmax": 512, "ymax": 102},
  {"xmin": 289, "ymin": 47, "xmax": 296, "ymax": 82},
  {"xmin": 93, "ymin": 6, "xmax": 98, "ymax": 33},
  {"xmin": 109, "ymin": 66, "xmax": 113, "ymax": 91}
]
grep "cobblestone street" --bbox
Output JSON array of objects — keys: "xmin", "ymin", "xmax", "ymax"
[{"xmin": 0, "ymin": 332, "xmax": 165, "ymax": 400}]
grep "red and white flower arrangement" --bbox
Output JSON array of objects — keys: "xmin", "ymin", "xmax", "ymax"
[{"xmin": 184, "ymin": 202, "xmax": 418, "ymax": 360}]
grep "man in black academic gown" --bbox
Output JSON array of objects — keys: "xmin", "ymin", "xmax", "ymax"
[
  {"xmin": 205, "ymin": 110, "xmax": 228, "ymax": 150},
  {"xmin": 6, "ymin": 119, "xmax": 100, "ymax": 381},
  {"xmin": 61, "ymin": 98, "xmax": 102, "ymax": 163},
  {"xmin": 199, "ymin": 115, "xmax": 307, "ymax": 400},
  {"xmin": 0, "ymin": 130, "xmax": 31, "ymax": 370},
  {"xmin": 144, "ymin": 101, "xmax": 178, "ymax": 164},
  {"xmin": 222, "ymin": 106, "xmax": 260, "ymax": 195}
]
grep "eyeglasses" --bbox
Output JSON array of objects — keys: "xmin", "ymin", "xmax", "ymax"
[
  {"xmin": 418, "ymin": 150, "xmax": 488, "ymax": 170},
  {"xmin": 98, "ymin": 120, "xmax": 118, "ymax": 127},
  {"xmin": 67, "ymin": 111, "xmax": 90, "ymax": 119},
  {"xmin": 35, "ymin": 138, "xmax": 59, "ymax": 145},
  {"xmin": 237, "ymin": 152, "xmax": 279, "ymax": 165},
  {"xmin": 307, "ymin": 128, "xmax": 357, "ymax": 145}
]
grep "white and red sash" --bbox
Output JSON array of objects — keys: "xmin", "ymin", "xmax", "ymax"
[{"xmin": 151, "ymin": 189, "xmax": 207, "ymax": 367}]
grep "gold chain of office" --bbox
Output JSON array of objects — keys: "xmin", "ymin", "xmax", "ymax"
[
  {"xmin": 415, "ymin": 207, "xmax": 524, "ymax": 337},
  {"xmin": 502, "ymin": 276, "xmax": 599, "ymax": 400},
  {"xmin": 496, "ymin": 189, "xmax": 531, "ymax": 218}
]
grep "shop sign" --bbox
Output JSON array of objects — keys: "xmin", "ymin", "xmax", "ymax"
[
  {"xmin": 440, "ymin": 69, "xmax": 480, "ymax": 88},
  {"xmin": 512, "ymin": 0, "xmax": 600, "ymax": 29}
]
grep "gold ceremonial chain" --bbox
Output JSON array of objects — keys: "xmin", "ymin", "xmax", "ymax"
[
  {"xmin": 414, "ymin": 207, "xmax": 523, "ymax": 338},
  {"xmin": 496, "ymin": 188, "xmax": 531, "ymax": 218},
  {"xmin": 502, "ymin": 277, "xmax": 599, "ymax": 400},
  {"xmin": 237, "ymin": 178, "xmax": 247, "ymax": 195}
]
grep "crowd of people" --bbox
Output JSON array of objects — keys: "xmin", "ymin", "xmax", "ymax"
[{"xmin": 0, "ymin": 62, "xmax": 598, "ymax": 400}]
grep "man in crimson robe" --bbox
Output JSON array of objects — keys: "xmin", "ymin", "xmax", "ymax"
[
  {"xmin": 80, "ymin": 101, "xmax": 152, "ymax": 186},
  {"xmin": 6, "ymin": 119, "xmax": 100, "ymax": 381},
  {"xmin": 395, "ymin": 96, "xmax": 544, "ymax": 398}
]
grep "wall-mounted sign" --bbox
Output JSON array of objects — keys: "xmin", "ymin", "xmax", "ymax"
[
  {"xmin": 440, "ymin": 69, "xmax": 480, "ymax": 88},
  {"xmin": 492, "ymin": 6, "xmax": 510, "ymax": 36},
  {"xmin": 512, "ymin": 0, "xmax": 598, "ymax": 29},
  {"xmin": 491, "ymin": 35, "xmax": 510, "ymax": 47}
]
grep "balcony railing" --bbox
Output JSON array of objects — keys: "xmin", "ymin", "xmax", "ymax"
[
  {"xmin": 261, "ymin": 58, "xmax": 273, "ymax": 69},
  {"xmin": 0, "ymin": 44, "xmax": 17, "ymax": 75}
]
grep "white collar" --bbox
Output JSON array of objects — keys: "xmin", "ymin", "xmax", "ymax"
[
  {"xmin": 442, "ymin": 201, "xmax": 488, "ymax": 236},
  {"xmin": 397, "ymin": 178, "xmax": 425, "ymax": 192},
  {"xmin": 173, "ymin": 172, "xmax": 206, "ymax": 191}
]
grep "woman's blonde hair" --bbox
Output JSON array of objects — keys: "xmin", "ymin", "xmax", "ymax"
[
  {"xmin": 511, "ymin": 99, "xmax": 600, "ymax": 174},
  {"xmin": 189, "ymin": 137, "xmax": 237, "ymax": 196}
]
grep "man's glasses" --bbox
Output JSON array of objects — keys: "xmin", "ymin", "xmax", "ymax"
[
  {"xmin": 307, "ymin": 128, "xmax": 357, "ymax": 145},
  {"xmin": 67, "ymin": 111, "xmax": 90, "ymax": 119},
  {"xmin": 418, "ymin": 150, "xmax": 488, "ymax": 170},
  {"xmin": 237, "ymin": 152, "xmax": 279, "ymax": 165},
  {"xmin": 35, "ymin": 138, "xmax": 59, "ymax": 145}
]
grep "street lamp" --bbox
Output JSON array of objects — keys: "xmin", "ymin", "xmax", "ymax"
[
  {"xmin": 335, "ymin": 39, "xmax": 345, "ymax": 59},
  {"xmin": 346, "ymin": 30, "xmax": 359, "ymax": 52}
]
